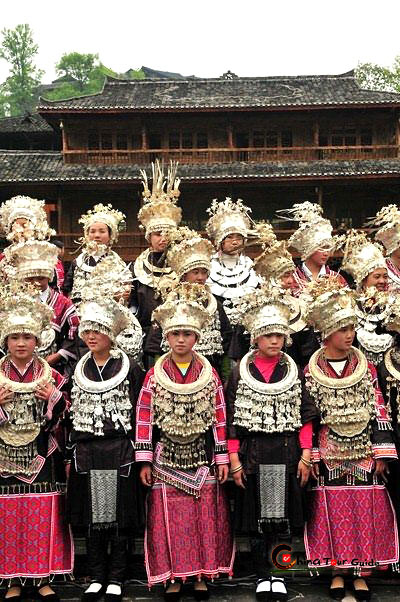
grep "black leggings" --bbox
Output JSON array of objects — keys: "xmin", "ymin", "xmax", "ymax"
[{"xmin": 86, "ymin": 531, "xmax": 129, "ymax": 585}]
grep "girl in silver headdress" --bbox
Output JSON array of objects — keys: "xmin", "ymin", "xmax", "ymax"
[
  {"xmin": 226, "ymin": 284, "xmax": 317, "ymax": 601},
  {"xmin": 0, "ymin": 282, "xmax": 72, "ymax": 602},
  {"xmin": 66, "ymin": 293, "xmax": 144, "ymax": 602},
  {"xmin": 304, "ymin": 279, "xmax": 397, "ymax": 600},
  {"xmin": 136, "ymin": 283, "xmax": 234, "ymax": 599}
]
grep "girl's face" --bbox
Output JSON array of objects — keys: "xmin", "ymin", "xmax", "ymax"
[
  {"xmin": 166, "ymin": 329, "xmax": 197, "ymax": 356},
  {"xmin": 325, "ymin": 324, "xmax": 355, "ymax": 354},
  {"xmin": 256, "ymin": 333, "xmax": 285, "ymax": 358},
  {"xmin": 363, "ymin": 268, "xmax": 388, "ymax": 292},
  {"xmin": 221, "ymin": 233, "xmax": 244, "ymax": 255},
  {"xmin": 7, "ymin": 333, "xmax": 37, "ymax": 362},
  {"xmin": 81, "ymin": 330, "xmax": 112, "ymax": 355},
  {"xmin": 11, "ymin": 218, "xmax": 34, "ymax": 241},
  {"xmin": 308, "ymin": 247, "xmax": 331, "ymax": 267},
  {"xmin": 149, "ymin": 231, "xmax": 167, "ymax": 252},
  {"xmin": 280, "ymin": 270, "xmax": 295, "ymax": 290},
  {"xmin": 87, "ymin": 222, "xmax": 111, "ymax": 245},
  {"xmin": 183, "ymin": 268, "xmax": 209, "ymax": 285}
]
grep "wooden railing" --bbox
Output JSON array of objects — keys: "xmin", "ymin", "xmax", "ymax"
[{"xmin": 63, "ymin": 145, "xmax": 400, "ymax": 165}]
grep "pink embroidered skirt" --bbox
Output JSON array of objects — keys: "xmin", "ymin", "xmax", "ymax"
[
  {"xmin": 0, "ymin": 491, "xmax": 74, "ymax": 580},
  {"xmin": 305, "ymin": 485, "xmax": 398, "ymax": 570},
  {"xmin": 145, "ymin": 477, "xmax": 235, "ymax": 585}
]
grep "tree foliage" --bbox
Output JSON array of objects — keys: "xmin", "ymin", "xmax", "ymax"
[
  {"xmin": 55, "ymin": 52, "xmax": 99, "ymax": 91},
  {"xmin": 0, "ymin": 24, "xmax": 43, "ymax": 116},
  {"xmin": 356, "ymin": 57, "xmax": 400, "ymax": 93},
  {"xmin": 44, "ymin": 58, "xmax": 144, "ymax": 101}
]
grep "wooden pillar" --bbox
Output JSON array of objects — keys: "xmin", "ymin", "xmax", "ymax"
[
  {"xmin": 395, "ymin": 113, "xmax": 400, "ymax": 157},
  {"xmin": 57, "ymin": 188, "xmax": 62, "ymax": 235},
  {"xmin": 227, "ymin": 123, "xmax": 234, "ymax": 148},
  {"xmin": 312, "ymin": 121, "xmax": 319, "ymax": 146},
  {"xmin": 60, "ymin": 121, "xmax": 67, "ymax": 153},
  {"xmin": 316, "ymin": 185, "xmax": 323, "ymax": 207},
  {"xmin": 141, "ymin": 123, "xmax": 148, "ymax": 150}
]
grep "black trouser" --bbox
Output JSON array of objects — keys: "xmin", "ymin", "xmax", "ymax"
[
  {"xmin": 86, "ymin": 531, "xmax": 128, "ymax": 584},
  {"xmin": 250, "ymin": 530, "xmax": 291, "ymax": 579}
]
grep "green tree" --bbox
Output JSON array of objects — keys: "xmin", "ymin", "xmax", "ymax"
[
  {"xmin": 0, "ymin": 24, "xmax": 43, "ymax": 115},
  {"xmin": 44, "ymin": 60, "xmax": 144, "ymax": 101},
  {"xmin": 356, "ymin": 57, "xmax": 400, "ymax": 93},
  {"xmin": 55, "ymin": 52, "xmax": 99, "ymax": 91}
]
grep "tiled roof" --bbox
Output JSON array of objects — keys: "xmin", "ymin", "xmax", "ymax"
[
  {"xmin": 0, "ymin": 113, "xmax": 53, "ymax": 133},
  {"xmin": 38, "ymin": 71, "xmax": 400, "ymax": 111},
  {"xmin": 0, "ymin": 150, "xmax": 400, "ymax": 183}
]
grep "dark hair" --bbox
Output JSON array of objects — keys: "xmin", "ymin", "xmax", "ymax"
[{"xmin": 50, "ymin": 238, "xmax": 64, "ymax": 249}]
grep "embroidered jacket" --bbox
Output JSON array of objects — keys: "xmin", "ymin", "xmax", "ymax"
[
  {"xmin": 305, "ymin": 354, "xmax": 397, "ymax": 475},
  {"xmin": 293, "ymin": 264, "xmax": 348, "ymax": 296},
  {"xmin": 0, "ymin": 357, "xmax": 68, "ymax": 483},
  {"xmin": 135, "ymin": 356, "xmax": 229, "ymax": 466}
]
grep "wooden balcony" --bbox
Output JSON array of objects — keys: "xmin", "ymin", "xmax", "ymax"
[{"xmin": 63, "ymin": 145, "xmax": 400, "ymax": 165}]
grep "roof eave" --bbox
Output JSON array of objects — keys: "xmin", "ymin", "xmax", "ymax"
[{"xmin": 37, "ymin": 101, "xmax": 400, "ymax": 115}]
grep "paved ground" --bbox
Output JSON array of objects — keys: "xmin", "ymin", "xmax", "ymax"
[
  {"xmin": 6, "ymin": 575, "xmax": 400, "ymax": 601},
  {"xmin": 4, "ymin": 547, "xmax": 400, "ymax": 601}
]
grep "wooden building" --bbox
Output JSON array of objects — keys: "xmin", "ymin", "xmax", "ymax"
[{"xmin": 0, "ymin": 70, "xmax": 400, "ymax": 260}]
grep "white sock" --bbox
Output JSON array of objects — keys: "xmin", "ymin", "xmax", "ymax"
[
  {"xmin": 106, "ymin": 584, "xmax": 122, "ymax": 596},
  {"xmin": 85, "ymin": 583, "xmax": 102, "ymax": 594}
]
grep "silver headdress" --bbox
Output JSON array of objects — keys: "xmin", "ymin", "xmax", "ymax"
[
  {"xmin": 5, "ymin": 240, "xmax": 58, "ymax": 281},
  {"xmin": 0, "ymin": 280, "xmax": 53, "ymax": 346},
  {"xmin": 232, "ymin": 282, "xmax": 293, "ymax": 344},
  {"xmin": 0, "ymin": 195, "xmax": 55, "ymax": 242},
  {"xmin": 77, "ymin": 256, "xmax": 143, "ymax": 358},
  {"xmin": 304, "ymin": 276, "xmax": 356, "ymax": 340},
  {"xmin": 79, "ymin": 203, "xmax": 126, "ymax": 246},
  {"xmin": 277, "ymin": 201, "xmax": 339, "ymax": 261},
  {"xmin": 152, "ymin": 282, "xmax": 212, "ymax": 339},
  {"xmin": 253, "ymin": 222, "xmax": 295, "ymax": 282},
  {"xmin": 206, "ymin": 197, "xmax": 256, "ymax": 248},
  {"xmin": 165, "ymin": 226, "xmax": 214, "ymax": 280},
  {"xmin": 138, "ymin": 160, "xmax": 182, "ymax": 239},
  {"xmin": 367, "ymin": 204, "xmax": 400, "ymax": 256},
  {"xmin": 341, "ymin": 229, "xmax": 387, "ymax": 288}
]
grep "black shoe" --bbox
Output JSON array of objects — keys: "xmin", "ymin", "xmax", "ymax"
[
  {"xmin": 3, "ymin": 589, "xmax": 23, "ymax": 602},
  {"xmin": 329, "ymin": 576, "xmax": 345, "ymax": 600},
  {"xmin": 81, "ymin": 583, "xmax": 104, "ymax": 602},
  {"xmin": 36, "ymin": 590, "xmax": 60, "ymax": 602},
  {"xmin": 104, "ymin": 594, "xmax": 122, "ymax": 602},
  {"xmin": 193, "ymin": 581, "xmax": 210, "ymax": 601},
  {"xmin": 352, "ymin": 579, "xmax": 371, "ymax": 601},
  {"xmin": 164, "ymin": 583, "xmax": 182, "ymax": 602}
]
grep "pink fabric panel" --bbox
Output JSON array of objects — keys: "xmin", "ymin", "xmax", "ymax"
[
  {"xmin": 304, "ymin": 485, "xmax": 398, "ymax": 569},
  {"xmin": 0, "ymin": 491, "xmax": 74, "ymax": 579},
  {"xmin": 145, "ymin": 479, "xmax": 234, "ymax": 585}
]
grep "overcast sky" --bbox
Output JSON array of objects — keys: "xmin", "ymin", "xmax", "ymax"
[{"xmin": 1, "ymin": 0, "xmax": 400, "ymax": 83}]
